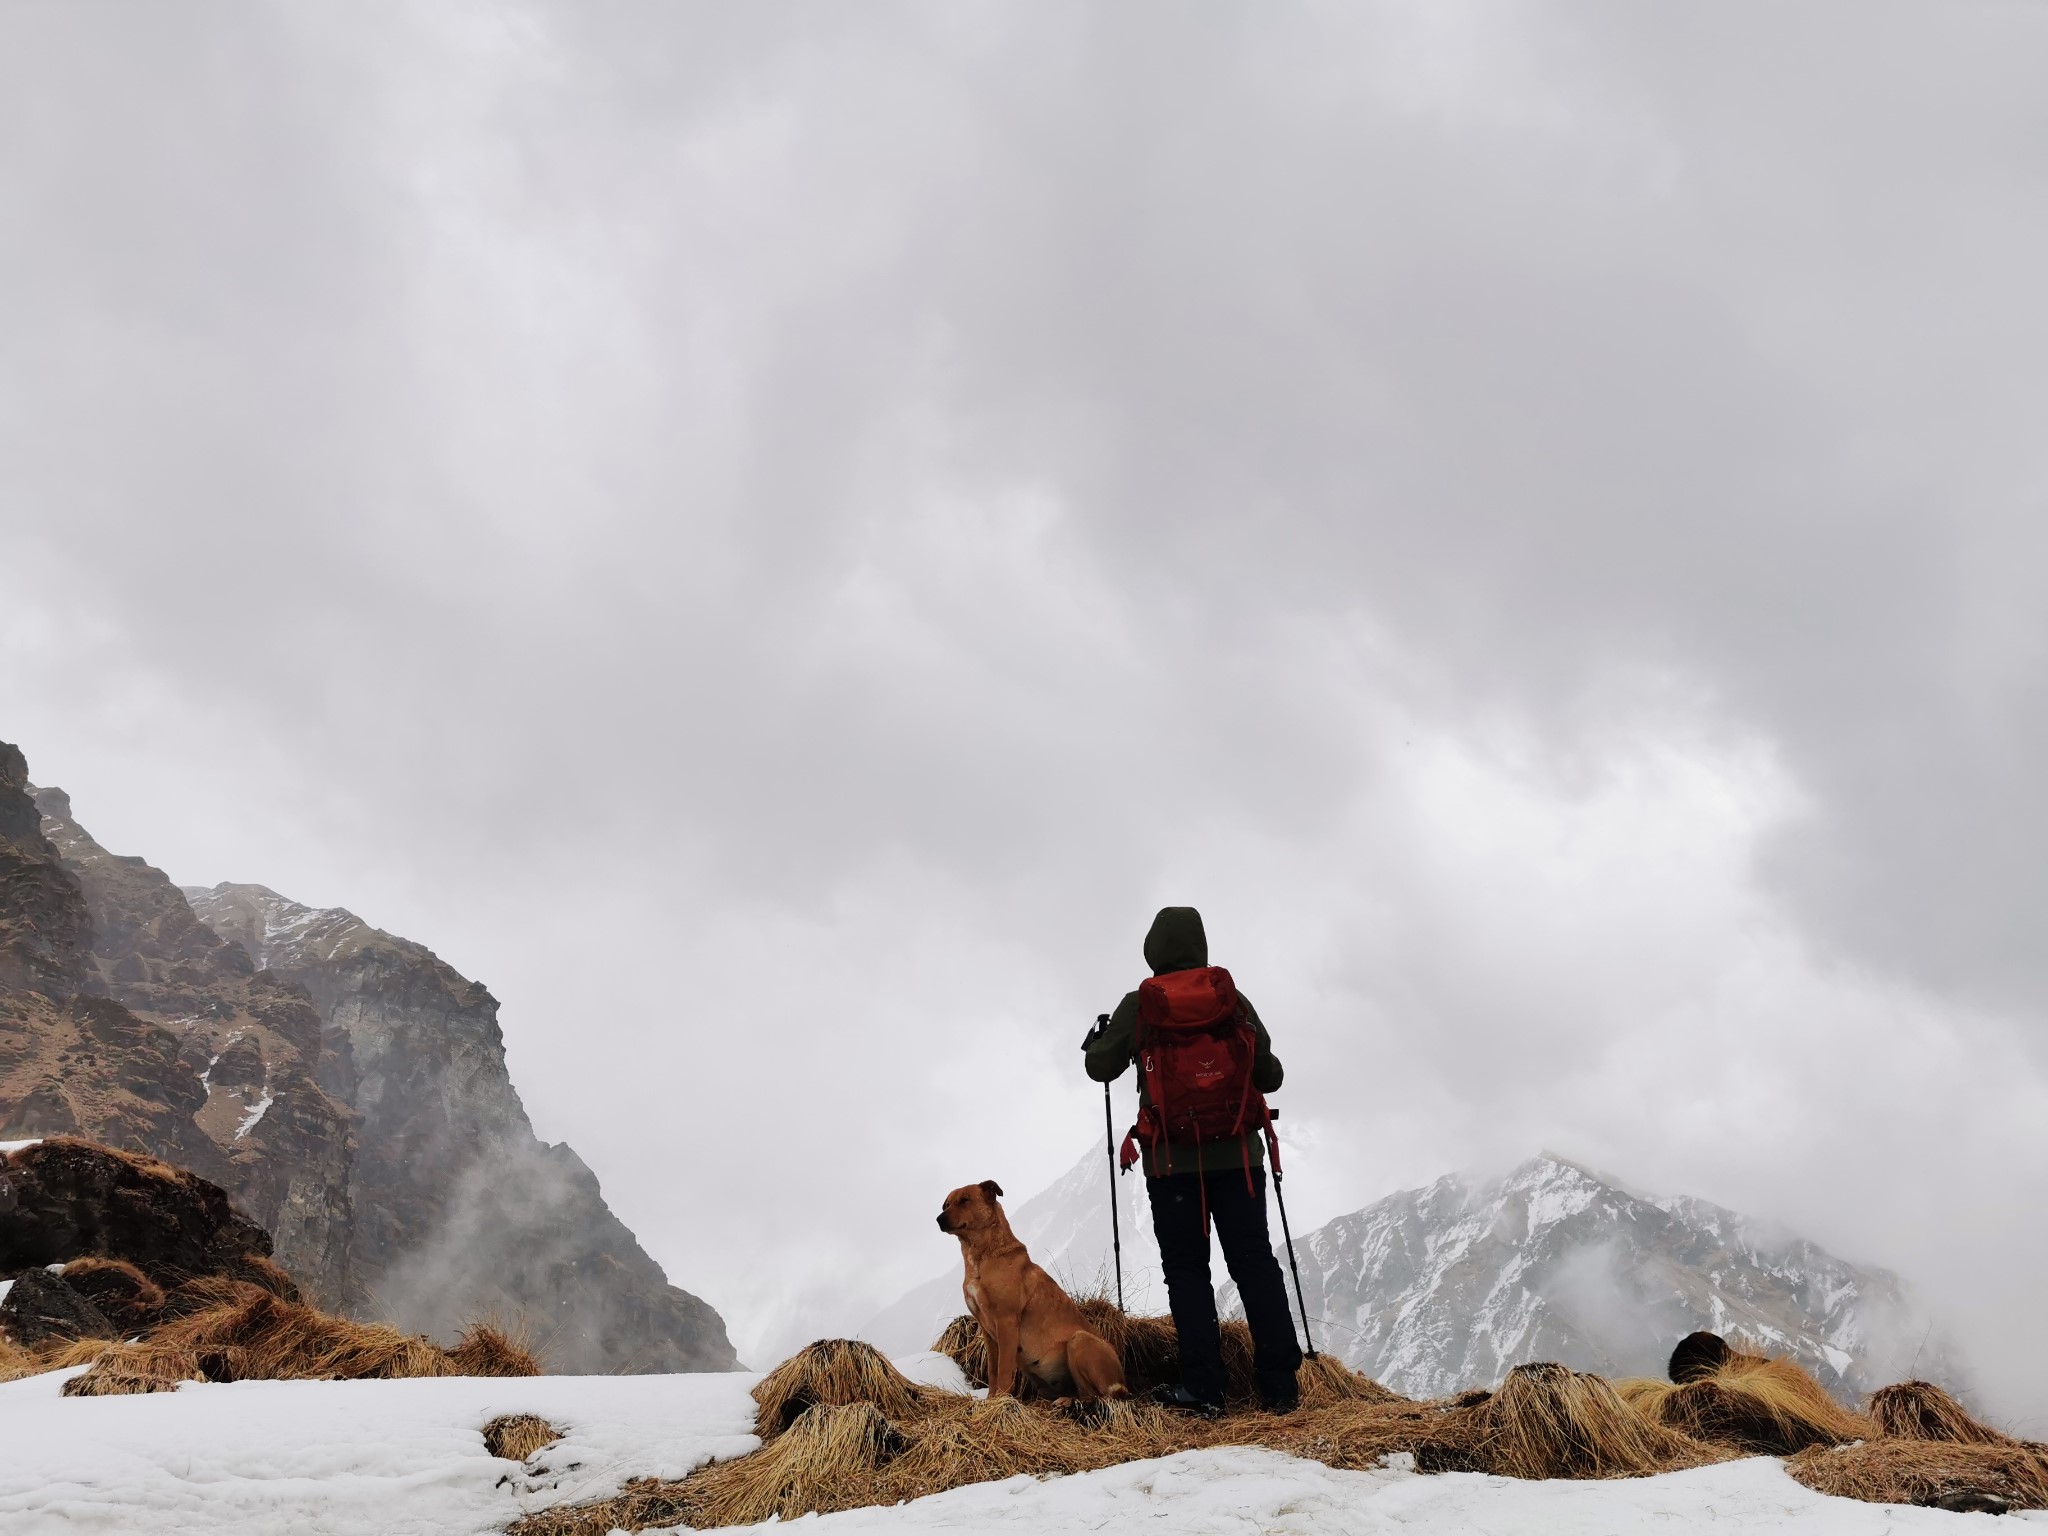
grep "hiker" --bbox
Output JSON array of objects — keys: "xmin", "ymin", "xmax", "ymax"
[{"xmin": 1084, "ymin": 906, "xmax": 1304, "ymax": 1415}]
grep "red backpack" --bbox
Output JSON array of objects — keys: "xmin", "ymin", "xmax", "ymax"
[{"xmin": 1119, "ymin": 965, "xmax": 1275, "ymax": 1178}]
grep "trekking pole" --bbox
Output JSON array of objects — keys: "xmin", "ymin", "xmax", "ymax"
[
  {"xmin": 1270, "ymin": 1156, "xmax": 1317, "ymax": 1359},
  {"xmin": 1098, "ymin": 1014, "xmax": 1125, "ymax": 1313}
]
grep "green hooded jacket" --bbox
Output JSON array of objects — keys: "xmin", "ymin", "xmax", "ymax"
[{"xmin": 1085, "ymin": 906, "xmax": 1284, "ymax": 1177}]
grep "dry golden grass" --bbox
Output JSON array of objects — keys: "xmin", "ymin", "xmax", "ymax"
[
  {"xmin": 1476, "ymin": 1362, "xmax": 1722, "ymax": 1480},
  {"xmin": 58, "ymin": 1258, "xmax": 166, "ymax": 1333},
  {"xmin": 1297, "ymin": 1351, "xmax": 1400, "ymax": 1407},
  {"xmin": 936, "ymin": 1303, "xmax": 1281, "ymax": 1406},
  {"xmin": 513, "ymin": 1336, "xmax": 1722, "ymax": 1534},
  {"xmin": 447, "ymin": 1324, "xmax": 542, "ymax": 1379},
  {"xmin": 754, "ymin": 1338, "xmax": 934, "ymax": 1436},
  {"xmin": 484, "ymin": 1414, "xmax": 564, "ymax": 1462},
  {"xmin": 59, "ymin": 1355, "xmax": 192, "ymax": 1396},
  {"xmin": 1867, "ymin": 1380, "xmax": 2031, "ymax": 1447},
  {"xmin": 1618, "ymin": 1350, "xmax": 1866, "ymax": 1455},
  {"xmin": 1789, "ymin": 1438, "xmax": 2048, "ymax": 1511},
  {"xmin": 511, "ymin": 1478, "xmax": 693, "ymax": 1536},
  {"xmin": 0, "ymin": 1334, "xmax": 41, "ymax": 1384},
  {"xmin": 232, "ymin": 1254, "xmax": 302, "ymax": 1302},
  {"xmin": 4, "ymin": 1262, "xmax": 539, "ymax": 1395},
  {"xmin": 55, "ymin": 1286, "xmax": 540, "ymax": 1394},
  {"xmin": 0, "ymin": 1334, "xmax": 126, "ymax": 1385}
]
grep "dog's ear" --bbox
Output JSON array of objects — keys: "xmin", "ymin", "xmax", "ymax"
[{"xmin": 979, "ymin": 1179, "xmax": 1004, "ymax": 1199}]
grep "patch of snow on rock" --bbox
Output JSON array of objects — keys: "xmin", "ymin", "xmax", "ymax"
[{"xmin": 234, "ymin": 1093, "xmax": 275, "ymax": 1140}]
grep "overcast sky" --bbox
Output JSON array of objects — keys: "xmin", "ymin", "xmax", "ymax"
[{"xmin": 4, "ymin": 2, "xmax": 2047, "ymax": 1419}]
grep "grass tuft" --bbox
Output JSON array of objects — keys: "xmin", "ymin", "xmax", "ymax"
[
  {"xmin": 1617, "ymin": 1349, "xmax": 1867, "ymax": 1454},
  {"xmin": 484, "ymin": 1414, "xmax": 563, "ymax": 1462},
  {"xmin": 1788, "ymin": 1438, "xmax": 2048, "ymax": 1510},
  {"xmin": 1867, "ymin": 1380, "xmax": 2025, "ymax": 1447}
]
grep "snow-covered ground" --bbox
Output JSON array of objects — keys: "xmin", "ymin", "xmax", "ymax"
[
  {"xmin": 2, "ymin": 1358, "xmax": 2039, "ymax": 1535},
  {"xmin": 0, "ymin": 1364, "xmax": 755, "ymax": 1536},
  {"xmin": 791, "ymin": 1451, "xmax": 2046, "ymax": 1533}
]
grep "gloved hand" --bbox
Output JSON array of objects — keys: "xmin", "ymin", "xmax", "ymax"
[{"xmin": 1080, "ymin": 1013, "xmax": 1109, "ymax": 1050}]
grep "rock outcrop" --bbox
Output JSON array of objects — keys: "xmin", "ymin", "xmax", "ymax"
[
  {"xmin": 1, "ymin": 1268, "xmax": 119, "ymax": 1347},
  {"xmin": 0, "ymin": 1138, "xmax": 275, "ymax": 1288},
  {"xmin": 0, "ymin": 747, "xmax": 230, "ymax": 1186},
  {"xmin": 24, "ymin": 787, "xmax": 354, "ymax": 1305},
  {"xmin": 0, "ymin": 743, "xmax": 92, "ymax": 999},
  {"xmin": 0, "ymin": 740, "xmax": 737, "ymax": 1372}
]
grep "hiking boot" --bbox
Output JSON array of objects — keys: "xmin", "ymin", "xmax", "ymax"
[
  {"xmin": 1260, "ymin": 1384, "xmax": 1300, "ymax": 1415},
  {"xmin": 1150, "ymin": 1384, "xmax": 1223, "ymax": 1419}
]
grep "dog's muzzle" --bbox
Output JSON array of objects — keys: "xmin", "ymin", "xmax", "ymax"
[{"xmin": 935, "ymin": 1213, "xmax": 950, "ymax": 1232}]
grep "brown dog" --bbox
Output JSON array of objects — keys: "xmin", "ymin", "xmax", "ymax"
[{"xmin": 936, "ymin": 1180, "xmax": 1128, "ymax": 1402}]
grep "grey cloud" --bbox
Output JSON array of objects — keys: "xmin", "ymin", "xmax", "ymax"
[{"xmin": 4, "ymin": 1, "xmax": 2047, "ymax": 1409}]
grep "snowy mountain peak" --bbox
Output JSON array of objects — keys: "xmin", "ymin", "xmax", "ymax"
[
  {"xmin": 180, "ymin": 884, "xmax": 377, "ymax": 973},
  {"xmin": 866, "ymin": 1145, "xmax": 1963, "ymax": 1403},
  {"xmin": 1229, "ymin": 1156, "xmax": 1962, "ymax": 1400}
]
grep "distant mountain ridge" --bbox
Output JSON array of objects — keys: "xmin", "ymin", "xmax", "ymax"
[
  {"xmin": 868, "ymin": 1147, "xmax": 1963, "ymax": 1402},
  {"xmin": 1228, "ymin": 1153, "xmax": 1962, "ymax": 1400},
  {"xmin": 0, "ymin": 740, "xmax": 737, "ymax": 1373}
]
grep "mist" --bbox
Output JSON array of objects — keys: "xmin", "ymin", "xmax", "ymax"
[{"xmin": 4, "ymin": 3, "xmax": 2045, "ymax": 1423}]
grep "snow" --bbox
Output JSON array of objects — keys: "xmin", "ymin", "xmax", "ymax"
[
  {"xmin": 197, "ymin": 1035, "xmax": 243, "ymax": 1089},
  {"xmin": 776, "ymin": 1448, "xmax": 2048, "ymax": 1533},
  {"xmin": 2, "ymin": 1364, "xmax": 2041, "ymax": 1535},
  {"xmin": 0, "ymin": 1366, "xmax": 757, "ymax": 1536},
  {"xmin": 234, "ymin": 1092, "xmax": 275, "ymax": 1139},
  {"xmin": 0, "ymin": 1138, "xmax": 41, "ymax": 1155},
  {"xmin": 0, "ymin": 1280, "xmax": 12, "ymax": 1307},
  {"xmin": 892, "ymin": 1351, "xmax": 982, "ymax": 1396}
]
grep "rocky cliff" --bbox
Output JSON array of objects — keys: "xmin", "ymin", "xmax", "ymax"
[
  {"xmin": 181, "ymin": 881, "xmax": 736, "ymax": 1372},
  {"xmin": 25, "ymin": 786, "xmax": 355, "ymax": 1304},
  {"xmin": 0, "ymin": 744, "xmax": 230, "ymax": 1188},
  {"xmin": 0, "ymin": 740, "xmax": 737, "ymax": 1371}
]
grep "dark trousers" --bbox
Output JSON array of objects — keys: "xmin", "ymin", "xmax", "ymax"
[{"xmin": 1147, "ymin": 1164, "xmax": 1303, "ymax": 1406}]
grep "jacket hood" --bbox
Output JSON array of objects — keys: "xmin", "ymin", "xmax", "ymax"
[{"xmin": 1143, "ymin": 907, "xmax": 1208, "ymax": 974}]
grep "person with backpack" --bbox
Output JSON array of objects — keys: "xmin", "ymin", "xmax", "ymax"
[{"xmin": 1084, "ymin": 906, "xmax": 1304, "ymax": 1415}]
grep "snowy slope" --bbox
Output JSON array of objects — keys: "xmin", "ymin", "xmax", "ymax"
[
  {"xmin": 775, "ymin": 1450, "xmax": 2044, "ymax": 1534},
  {"xmin": 0, "ymin": 1366, "xmax": 757, "ymax": 1535},
  {"xmin": 2, "ymin": 1364, "xmax": 2037, "ymax": 1535},
  {"xmin": 1221, "ymin": 1154, "xmax": 1962, "ymax": 1399}
]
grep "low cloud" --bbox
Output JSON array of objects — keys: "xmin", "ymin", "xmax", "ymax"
[{"xmin": 4, "ymin": 2, "xmax": 2046, "ymax": 1420}]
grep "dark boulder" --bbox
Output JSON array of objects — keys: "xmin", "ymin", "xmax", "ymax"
[
  {"xmin": 0, "ymin": 1138, "xmax": 273, "ymax": 1287},
  {"xmin": 1668, "ymin": 1329, "xmax": 1733, "ymax": 1383},
  {"xmin": 58, "ymin": 1257, "xmax": 167, "ymax": 1333},
  {"xmin": 0, "ymin": 1267, "xmax": 118, "ymax": 1346}
]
